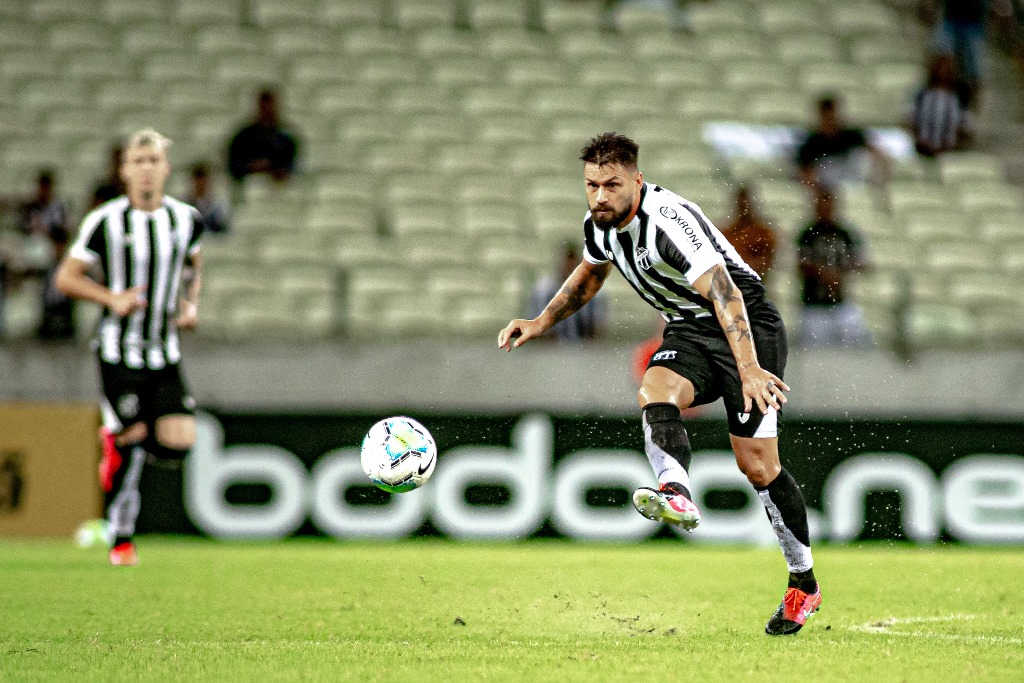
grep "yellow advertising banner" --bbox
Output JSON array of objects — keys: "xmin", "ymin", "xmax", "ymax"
[{"xmin": 0, "ymin": 403, "xmax": 102, "ymax": 537}]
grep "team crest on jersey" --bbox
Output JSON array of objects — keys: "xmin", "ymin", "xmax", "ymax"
[
  {"xmin": 635, "ymin": 246, "xmax": 652, "ymax": 270},
  {"xmin": 118, "ymin": 393, "xmax": 139, "ymax": 419}
]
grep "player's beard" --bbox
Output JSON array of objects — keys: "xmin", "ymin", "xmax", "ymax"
[
  {"xmin": 142, "ymin": 190, "xmax": 153, "ymax": 201},
  {"xmin": 591, "ymin": 204, "xmax": 631, "ymax": 230}
]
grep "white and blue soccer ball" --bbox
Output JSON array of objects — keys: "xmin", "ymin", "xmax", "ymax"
[{"xmin": 360, "ymin": 416, "xmax": 437, "ymax": 493}]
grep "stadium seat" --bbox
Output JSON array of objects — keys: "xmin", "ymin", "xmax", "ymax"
[
  {"xmin": 476, "ymin": 114, "xmax": 540, "ymax": 145},
  {"xmin": 508, "ymin": 144, "xmax": 575, "ymax": 178},
  {"xmin": 195, "ymin": 26, "xmax": 263, "ymax": 55},
  {"xmin": 1, "ymin": 51, "xmax": 57, "ymax": 80},
  {"xmin": 775, "ymin": 34, "xmax": 844, "ymax": 64},
  {"xmin": 394, "ymin": 0, "xmax": 456, "ymax": 30},
  {"xmin": 267, "ymin": 27, "xmax": 335, "ymax": 57},
  {"xmin": 905, "ymin": 210, "xmax": 967, "ymax": 244},
  {"xmin": 103, "ymin": 0, "xmax": 168, "ymax": 23},
  {"xmin": 615, "ymin": 4, "xmax": 672, "ymax": 34},
  {"xmin": 697, "ymin": 32, "xmax": 771, "ymax": 61},
  {"xmin": 431, "ymin": 57, "xmax": 497, "ymax": 87},
  {"xmin": 120, "ymin": 24, "xmax": 192, "ymax": 54},
  {"xmin": 45, "ymin": 111, "xmax": 107, "ymax": 140},
  {"xmin": 63, "ymin": 51, "xmax": 133, "ymax": 81},
  {"xmin": 844, "ymin": 91, "xmax": 902, "ymax": 126},
  {"xmin": 980, "ymin": 214, "xmax": 1024, "ymax": 246},
  {"xmin": 331, "ymin": 231, "xmax": 392, "ymax": 267},
  {"xmin": 321, "ymin": 0, "xmax": 384, "ymax": 28},
  {"xmin": 723, "ymin": 61, "xmax": 792, "ymax": 92},
  {"xmin": 831, "ymin": 3, "xmax": 901, "ymax": 37},
  {"xmin": 557, "ymin": 32, "xmax": 623, "ymax": 61},
  {"xmin": 649, "ymin": 59, "xmax": 717, "ymax": 89},
  {"xmin": 873, "ymin": 62, "xmax": 922, "ymax": 97},
  {"xmin": 927, "ymin": 242, "xmax": 993, "ymax": 273},
  {"xmin": 939, "ymin": 153, "xmax": 1005, "ymax": 184},
  {"xmin": 851, "ymin": 36, "xmax": 923, "ymax": 65},
  {"xmin": 527, "ymin": 86, "xmax": 592, "ymax": 118},
  {"xmin": 308, "ymin": 201, "xmax": 378, "ymax": 235},
  {"xmin": 342, "ymin": 27, "xmax": 407, "ymax": 57},
  {"xmin": 505, "ymin": 58, "xmax": 570, "ymax": 87},
  {"xmin": 48, "ymin": 22, "xmax": 113, "ymax": 51},
  {"xmin": 363, "ymin": 141, "xmax": 433, "ymax": 176},
  {"xmin": 688, "ymin": 2, "xmax": 748, "ymax": 33},
  {"xmin": 674, "ymin": 89, "xmax": 741, "ymax": 121},
  {"xmin": 908, "ymin": 303, "xmax": 978, "ymax": 347},
  {"xmin": 415, "ymin": 29, "xmax": 479, "ymax": 58},
  {"xmin": 94, "ymin": 81, "xmax": 165, "ymax": 112},
  {"xmin": 177, "ymin": 0, "xmax": 242, "ymax": 25},
  {"xmin": 3, "ymin": 138, "xmax": 69, "ymax": 171},
  {"xmin": 479, "ymin": 236, "xmax": 546, "ymax": 267},
  {"xmin": 757, "ymin": 3, "xmax": 826, "ymax": 34},
  {"xmin": 948, "ymin": 272, "xmax": 1020, "ymax": 309},
  {"xmin": 389, "ymin": 84, "xmax": 456, "ymax": 115},
  {"xmin": 603, "ymin": 87, "xmax": 669, "ymax": 120},
  {"xmin": 977, "ymin": 306, "xmax": 1024, "ymax": 344},
  {"xmin": 480, "ymin": 31, "xmax": 552, "ymax": 59},
  {"xmin": 959, "ymin": 185, "xmax": 1024, "ymax": 214},
  {"xmin": 798, "ymin": 63, "xmax": 875, "ymax": 96},
  {"xmin": 461, "ymin": 201, "xmax": 526, "ymax": 238},
  {"xmin": 577, "ymin": 59, "xmax": 640, "ymax": 87},
  {"xmin": 467, "ymin": 0, "xmax": 525, "ymax": 30},
  {"xmin": 436, "ymin": 143, "xmax": 504, "ymax": 175},
  {"xmin": 538, "ymin": 0, "xmax": 602, "ymax": 33},
  {"xmin": 745, "ymin": 90, "xmax": 814, "ymax": 126},
  {"xmin": 19, "ymin": 80, "xmax": 89, "ymax": 110},
  {"xmin": 889, "ymin": 182, "xmax": 955, "ymax": 215},
  {"xmin": 250, "ymin": 0, "xmax": 319, "ymax": 26},
  {"xmin": 408, "ymin": 114, "xmax": 476, "ymax": 145},
  {"xmin": 29, "ymin": 0, "xmax": 98, "ymax": 22},
  {"xmin": 388, "ymin": 203, "xmax": 457, "ymax": 238},
  {"xmin": 142, "ymin": 53, "xmax": 212, "ymax": 83},
  {"xmin": 461, "ymin": 85, "xmax": 527, "ymax": 116},
  {"xmin": 633, "ymin": 34, "xmax": 696, "ymax": 61}
]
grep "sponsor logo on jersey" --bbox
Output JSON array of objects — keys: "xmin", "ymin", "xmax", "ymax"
[
  {"xmin": 659, "ymin": 205, "xmax": 703, "ymax": 251},
  {"xmin": 635, "ymin": 246, "xmax": 652, "ymax": 270},
  {"xmin": 651, "ymin": 350, "xmax": 677, "ymax": 362}
]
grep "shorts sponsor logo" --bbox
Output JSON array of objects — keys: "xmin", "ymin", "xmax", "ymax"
[
  {"xmin": 651, "ymin": 350, "xmax": 677, "ymax": 362},
  {"xmin": 737, "ymin": 413, "xmax": 750, "ymax": 424},
  {"xmin": 118, "ymin": 393, "xmax": 139, "ymax": 419},
  {"xmin": 635, "ymin": 246, "xmax": 652, "ymax": 270}
]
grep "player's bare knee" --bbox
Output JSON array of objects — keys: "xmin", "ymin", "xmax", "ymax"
[
  {"xmin": 155, "ymin": 416, "xmax": 195, "ymax": 450},
  {"xmin": 735, "ymin": 441, "xmax": 781, "ymax": 487},
  {"xmin": 114, "ymin": 422, "xmax": 147, "ymax": 447}
]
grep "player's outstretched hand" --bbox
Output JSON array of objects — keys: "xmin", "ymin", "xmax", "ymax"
[
  {"xmin": 176, "ymin": 299, "xmax": 198, "ymax": 330},
  {"xmin": 109, "ymin": 285, "xmax": 147, "ymax": 317},
  {"xmin": 740, "ymin": 365, "xmax": 790, "ymax": 415},
  {"xmin": 498, "ymin": 318, "xmax": 545, "ymax": 352}
]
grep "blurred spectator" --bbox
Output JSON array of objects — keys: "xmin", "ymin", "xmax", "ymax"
[
  {"xmin": 21, "ymin": 170, "xmax": 69, "ymax": 244},
  {"xmin": 720, "ymin": 185, "xmax": 777, "ymax": 280},
  {"xmin": 0, "ymin": 241, "xmax": 16, "ymax": 338},
  {"xmin": 908, "ymin": 54, "xmax": 975, "ymax": 156},
  {"xmin": 185, "ymin": 163, "xmax": 231, "ymax": 234},
  {"xmin": 796, "ymin": 96, "xmax": 889, "ymax": 191},
  {"xmin": 927, "ymin": 0, "xmax": 992, "ymax": 106},
  {"xmin": 90, "ymin": 144, "xmax": 125, "ymax": 209},
  {"xmin": 228, "ymin": 88, "xmax": 300, "ymax": 187},
  {"xmin": 37, "ymin": 233, "xmax": 75, "ymax": 340},
  {"xmin": 797, "ymin": 190, "xmax": 872, "ymax": 348},
  {"xmin": 530, "ymin": 243, "xmax": 606, "ymax": 342}
]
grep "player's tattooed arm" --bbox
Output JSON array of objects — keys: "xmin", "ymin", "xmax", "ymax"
[
  {"xmin": 541, "ymin": 261, "xmax": 611, "ymax": 327},
  {"xmin": 696, "ymin": 264, "xmax": 757, "ymax": 368}
]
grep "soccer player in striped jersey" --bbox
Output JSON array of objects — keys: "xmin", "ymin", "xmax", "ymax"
[
  {"xmin": 55, "ymin": 129, "xmax": 204, "ymax": 567},
  {"xmin": 498, "ymin": 133, "xmax": 821, "ymax": 635}
]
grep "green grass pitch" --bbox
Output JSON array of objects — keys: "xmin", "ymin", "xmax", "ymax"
[{"xmin": 2, "ymin": 539, "xmax": 1022, "ymax": 682}]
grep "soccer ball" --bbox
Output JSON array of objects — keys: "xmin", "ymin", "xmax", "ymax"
[{"xmin": 360, "ymin": 416, "xmax": 437, "ymax": 493}]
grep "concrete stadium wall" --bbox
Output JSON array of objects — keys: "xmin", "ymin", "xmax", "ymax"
[{"xmin": 3, "ymin": 341, "xmax": 1024, "ymax": 419}]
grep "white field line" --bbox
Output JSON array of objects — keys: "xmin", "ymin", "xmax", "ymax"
[{"xmin": 850, "ymin": 614, "xmax": 1024, "ymax": 646}]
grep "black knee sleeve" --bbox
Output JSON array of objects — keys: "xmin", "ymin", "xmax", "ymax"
[{"xmin": 642, "ymin": 402, "xmax": 692, "ymax": 471}]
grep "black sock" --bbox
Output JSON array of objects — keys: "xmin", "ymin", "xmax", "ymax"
[
  {"xmin": 114, "ymin": 535, "xmax": 132, "ymax": 547},
  {"xmin": 789, "ymin": 568, "xmax": 818, "ymax": 593},
  {"xmin": 642, "ymin": 403, "xmax": 692, "ymax": 500},
  {"xmin": 755, "ymin": 468, "xmax": 814, "ymax": 579}
]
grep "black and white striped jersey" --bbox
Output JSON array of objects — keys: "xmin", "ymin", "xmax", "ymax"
[
  {"xmin": 69, "ymin": 195, "xmax": 204, "ymax": 369},
  {"xmin": 583, "ymin": 183, "xmax": 766, "ymax": 333}
]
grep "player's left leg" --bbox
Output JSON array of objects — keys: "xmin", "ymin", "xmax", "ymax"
[
  {"xmin": 731, "ymin": 432, "xmax": 821, "ymax": 635},
  {"xmin": 146, "ymin": 363, "xmax": 197, "ymax": 464},
  {"xmin": 151, "ymin": 414, "xmax": 196, "ymax": 460}
]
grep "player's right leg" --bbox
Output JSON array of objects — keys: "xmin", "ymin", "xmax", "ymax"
[{"xmin": 632, "ymin": 365, "xmax": 703, "ymax": 531}]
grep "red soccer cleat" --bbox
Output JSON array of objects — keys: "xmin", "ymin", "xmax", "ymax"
[
  {"xmin": 109, "ymin": 542, "xmax": 138, "ymax": 567},
  {"xmin": 631, "ymin": 484, "xmax": 701, "ymax": 531},
  {"xmin": 765, "ymin": 585, "xmax": 822, "ymax": 635}
]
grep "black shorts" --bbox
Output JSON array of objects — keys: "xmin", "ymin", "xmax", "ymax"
[
  {"xmin": 647, "ymin": 301, "xmax": 788, "ymax": 438},
  {"xmin": 98, "ymin": 361, "xmax": 195, "ymax": 434}
]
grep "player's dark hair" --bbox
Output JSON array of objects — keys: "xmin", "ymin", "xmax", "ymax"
[
  {"xmin": 817, "ymin": 95, "xmax": 838, "ymax": 112},
  {"xmin": 190, "ymin": 162, "xmax": 209, "ymax": 179},
  {"xmin": 580, "ymin": 132, "xmax": 639, "ymax": 170}
]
